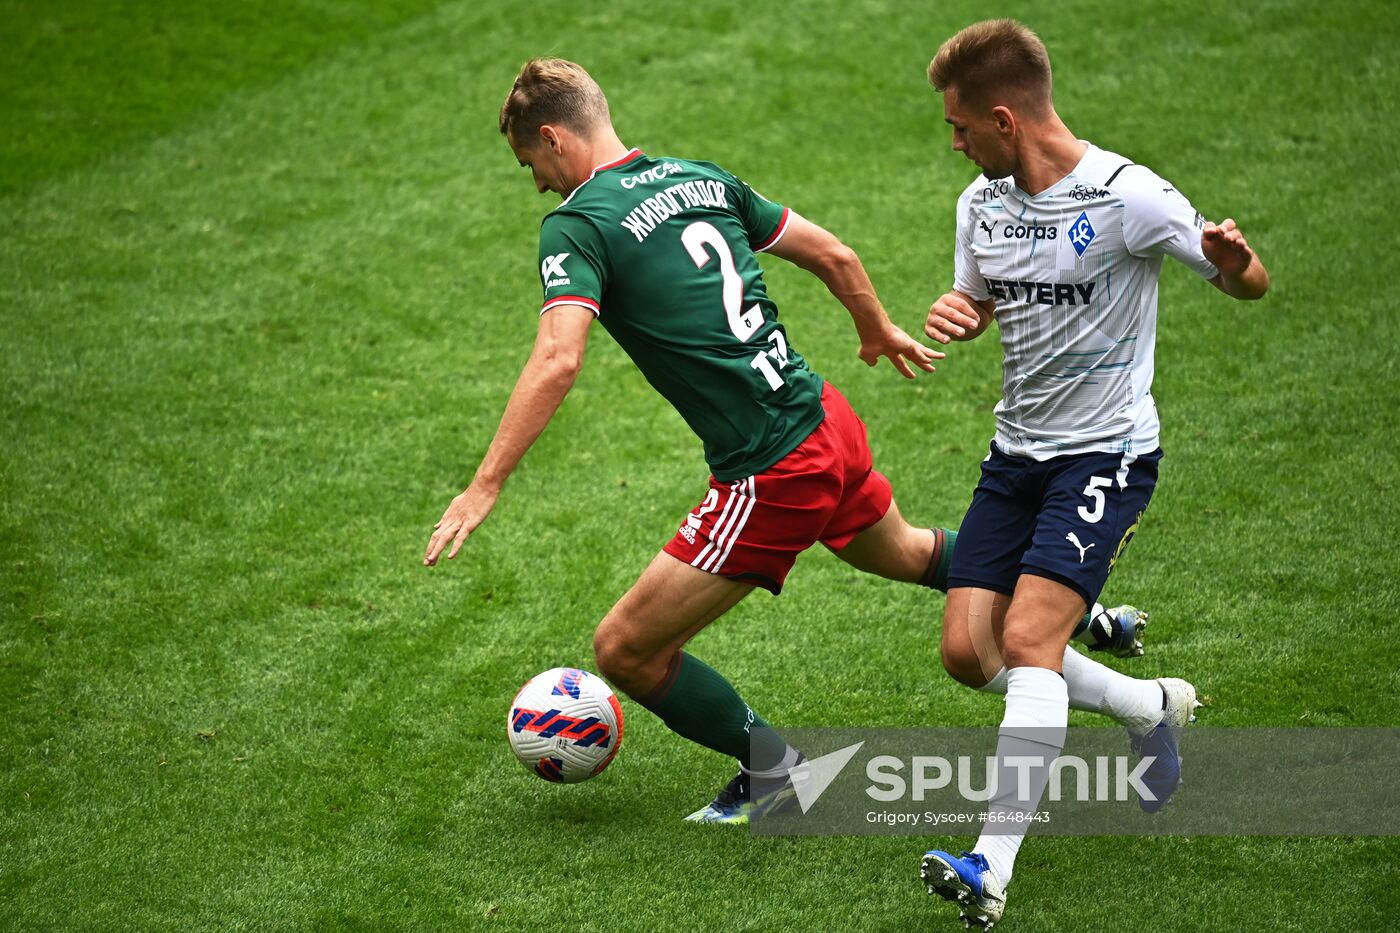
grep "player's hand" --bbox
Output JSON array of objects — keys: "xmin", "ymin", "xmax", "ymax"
[
  {"xmin": 1201, "ymin": 218, "xmax": 1255, "ymax": 277},
  {"xmin": 424, "ymin": 484, "xmax": 499, "ymax": 566},
  {"xmin": 857, "ymin": 323, "xmax": 943, "ymax": 379},
  {"xmin": 925, "ymin": 291, "xmax": 986, "ymax": 344}
]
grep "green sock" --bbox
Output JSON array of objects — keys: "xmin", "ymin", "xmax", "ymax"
[
  {"xmin": 636, "ymin": 652, "xmax": 786, "ymax": 770},
  {"xmin": 919, "ymin": 527, "xmax": 958, "ymax": 592}
]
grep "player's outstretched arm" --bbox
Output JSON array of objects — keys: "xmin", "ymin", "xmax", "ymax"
[
  {"xmin": 766, "ymin": 212, "xmax": 942, "ymax": 379},
  {"xmin": 1203, "ymin": 218, "xmax": 1269, "ymax": 300},
  {"xmin": 925, "ymin": 290, "xmax": 994, "ymax": 344},
  {"xmin": 423, "ymin": 304, "xmax": 594, "ymax": 566}
]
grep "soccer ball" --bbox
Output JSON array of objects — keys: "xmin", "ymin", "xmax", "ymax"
[{"xmin": 506, "ymin": 667, "xmax": 624, "ymax": 783}]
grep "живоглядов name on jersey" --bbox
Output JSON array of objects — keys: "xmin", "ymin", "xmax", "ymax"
[{"xmin": 619, "ymin": 179, "xmax": 730, "ymax": 243}]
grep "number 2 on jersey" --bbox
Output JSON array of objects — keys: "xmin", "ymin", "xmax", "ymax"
[{"xmin": 681, "ymin": 220, "xmax": 787, "ymax": 392}]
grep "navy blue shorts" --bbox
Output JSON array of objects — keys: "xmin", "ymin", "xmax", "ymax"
[{"xmin": 946, "ymin": 443, "xmax": 1163, "ymax": 608}]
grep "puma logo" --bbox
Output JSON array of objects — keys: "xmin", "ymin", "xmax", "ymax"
[
  {"xmin": 979, "ymin": 219, "xmax": 994, "ymax": 241},
  {"xmin": 1066, "ymin": 532, "xmax": 1095, "ymax": 564}
]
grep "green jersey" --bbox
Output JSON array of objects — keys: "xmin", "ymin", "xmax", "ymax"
[{"xmin": 537, "ymin": 149, "xmax": 824, "ymax": 481}]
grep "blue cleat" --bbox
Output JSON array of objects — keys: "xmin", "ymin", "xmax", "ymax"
[
  {"xmin": 684, "ymin": 770, "xmax": 751, "ymax": 824},
  {"xmin": 684, "ymin": 756, "xmax": 805, "ymax": 824},
  {"xmin": 1130, "ymin": 677, "xmax": 1201, "ymax": 812},
  {"xmin": 921, "ymin": 850, "xmax": 1006, "ymax": 929},
  {"xmin": 1079, "ymin": 604, "xmax": 1149, "ymax": 657}
]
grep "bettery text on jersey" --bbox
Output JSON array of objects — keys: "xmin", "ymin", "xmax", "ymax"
[{"xmin": 983, "ymin": 279, "xmax": 1096, "ymax": 306}]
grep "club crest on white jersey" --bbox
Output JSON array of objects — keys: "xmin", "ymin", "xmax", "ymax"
[{"xmin": 1068, "ymin": 210, "xmax": 1097, "ymax": 256}]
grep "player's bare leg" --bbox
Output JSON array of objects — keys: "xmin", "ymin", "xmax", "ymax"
[
  {"xmin": 593, "ymin": 551, "xmax": 753, "ymax": 697},
  {"xmin": 941, "ymin": 586, "xmax": 1011, "ymax": 687},
  {"xmin": 941, "ymin": 584, "xmax": 1165, "ymax": 724},
  {"xmin": 828, "ymin": 499, "xmax": 941, "ymax": 583},
  {"xmin": 592, "ymin": 552, "xmax": 801, "ymax": 823},
  {"xmin": 999, "ymin": 575, "xmax": 1084, "ymax": 669},
  {"xmin": 835, "ymin": 507, "xmax": 1140, "ymax": 655},
  {"xmin": 938, "ymin": 579, "xmax": 1196, "ymax": 815},
  {"xmin": 961, "ymin": 592, "xmax": 1199, "ymax": 809}
]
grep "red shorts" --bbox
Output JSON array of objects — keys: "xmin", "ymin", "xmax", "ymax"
[{"xmin": 662, "ymin": 382, "xmax": 892, "ymax": 594}]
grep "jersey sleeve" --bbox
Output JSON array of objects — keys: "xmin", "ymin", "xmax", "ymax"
[
  {"xmin": 953, "ymin": 186, "xmax": 991, "ymax": 301},
  {"xmin": 1118, "ymin": 168, "xmax": 1219, "ymax": 280},
  {"xmin": 726, "ymin": 171, "xmax": 792, "ymax": 253},
  {"xmin": 538, "ymin": 212, "xmax": 607, "ymax": 316}
]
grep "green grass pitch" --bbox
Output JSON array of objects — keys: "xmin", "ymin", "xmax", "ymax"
[{"xmin": 3, "ymin": 0, "xmax": 1398, "ymax": 929}]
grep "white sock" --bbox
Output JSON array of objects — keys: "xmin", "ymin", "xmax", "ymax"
[
  {"xmin": 743, "ymin": 744, "xmax": 801, "ymax": 779},
  {"xmin": 977, "ymin": 648, "xmax": 1162, "ymax": 733},
  {"xmin": 1060, "ymin": 647, "xmax": 1163, "ymax": 733},
  {"xmin": 977, "ymin": 668, "xmax": 1008, "ymax": 694},
  {"xmin": 975, "ymin": 666, "xmax": 1067, "ymax": 889}
]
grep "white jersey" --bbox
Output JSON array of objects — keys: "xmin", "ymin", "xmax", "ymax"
[{"xmin": 954, "ymin": 143, "xmax": 1218, "ymax": 460}]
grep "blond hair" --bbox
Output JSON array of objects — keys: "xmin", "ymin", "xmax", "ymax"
[
  {"xmin": 928, "ymin": 20, "xmax": 1053, "ymax": 114},
  {"xmin": 499, "ymin": 58, "xmax": 611, "ymax": 144}
]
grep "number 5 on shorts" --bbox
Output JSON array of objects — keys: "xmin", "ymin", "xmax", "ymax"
[{"xmin": 1077, "ymin": 476, "xmax": 1113, "ymax": 523}]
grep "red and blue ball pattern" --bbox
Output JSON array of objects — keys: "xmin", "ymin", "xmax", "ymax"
[{"xmin": 507, "ymin": 668, "xmax": 624, "ymax": 783}]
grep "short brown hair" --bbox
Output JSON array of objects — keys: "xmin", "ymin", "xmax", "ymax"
[
  {"xmin": 928, "ymin": 19, "xmax": 1052, "ymax": 114},
  {"xmin": 499, "ymin": 58, "xmax": 611, "ymax": 144}
]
